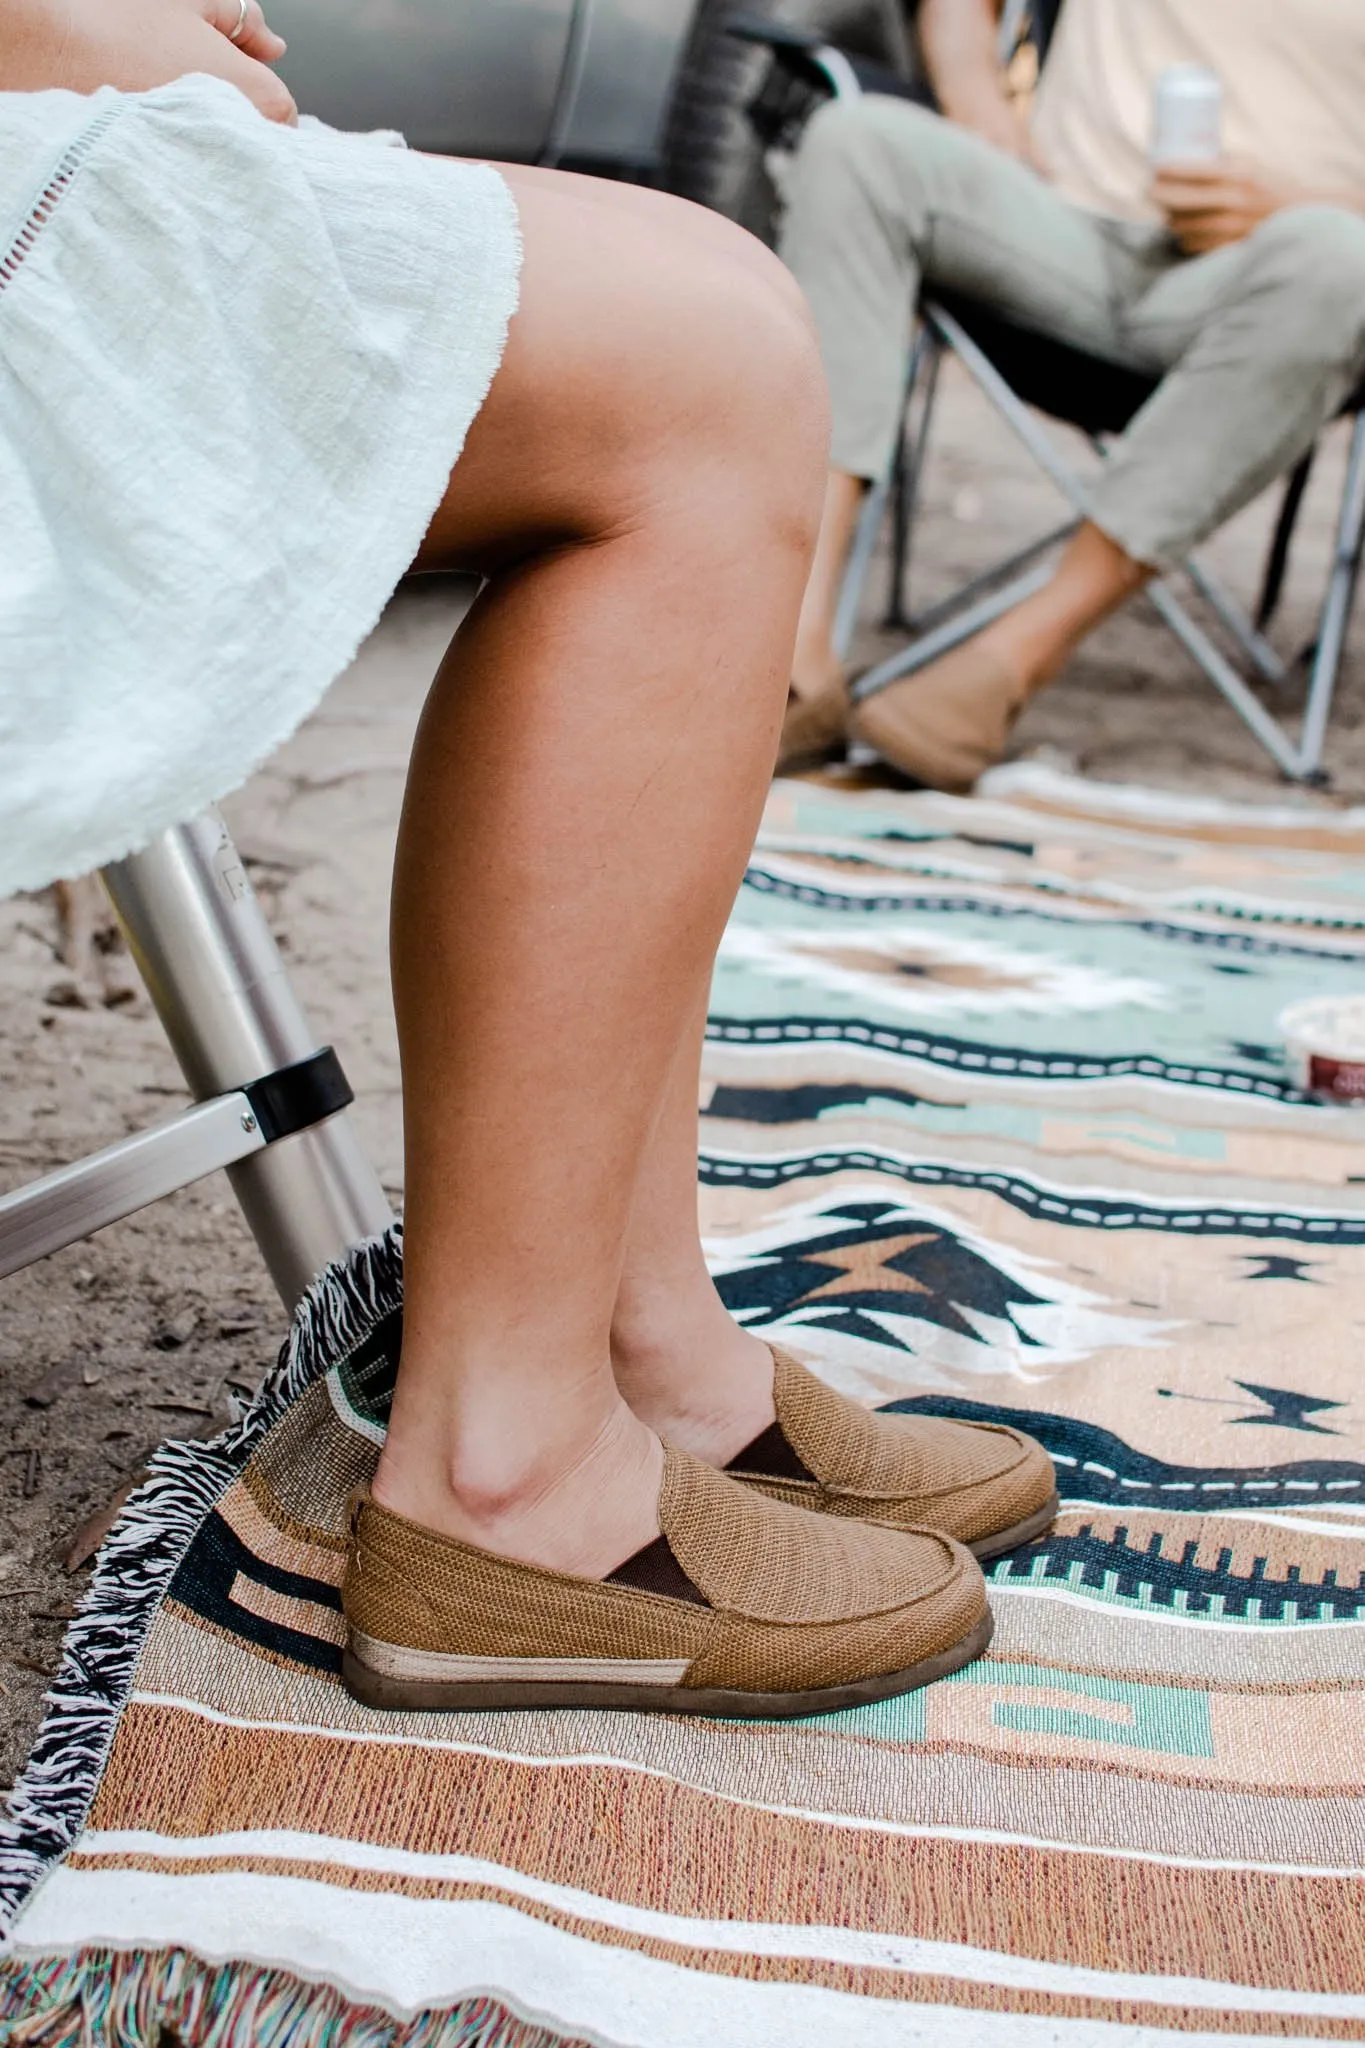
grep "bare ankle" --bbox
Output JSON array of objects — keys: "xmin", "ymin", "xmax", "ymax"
[
  {"xmin": 612, "ymin": 1312, "xmax": 776, "ymax": 1466},
  {"xmin": 981, "ymin": 523, "xmax": 1152, "ymax": 693},
  {"xmin": 372, "ymin": 1401, "xmax": 664, "ymax": 1577}
]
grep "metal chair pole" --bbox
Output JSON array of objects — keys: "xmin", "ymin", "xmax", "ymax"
[
  {"xmin": 101, "ymin": 812, "xmax": 393, "ymax": 1306},
  {"xmin": 853, "ymin": 558, "xmax": 1055, "ymax": 702},
  {"xmin": 826, "ymin": 327, "xmax": 933, "ymax": 659},
  {"xmin": 833, "ymin": 474, "xmax": 893, "ymax": 663},
  {"xmin": 1144, "ymin": 582, "xmax": 1304, "ymax": 779},
  {"xmin": 1297, "ymin": 412, "xmax": 1365, "ymax": 779},
  {"xmin": 832, "ymin": 331, "xmax": 931, "ymax": 661},
  {"xmin": 1181, "ymin": 558, "xmax": 1288, "ymax": 688},
  {"xmin": 884, "ymin": 334, "xmax": 943, "ymax": 630}
]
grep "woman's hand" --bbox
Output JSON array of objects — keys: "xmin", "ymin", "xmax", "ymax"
[
  {"xmin": 1151, "ymin": 158, "xmax": 1304, "ymax": 255},
  {"xmin": 200, "ymin": 0, "xmax": 287, "ymax": 68},
  {"xmin": 1, "ymin": 0, "xmax": 298, "ymax": 124}
]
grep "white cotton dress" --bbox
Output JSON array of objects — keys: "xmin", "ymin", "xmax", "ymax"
[{"xmin": 0, "ymin": 72, "xmax": 522, "ymax": 899}]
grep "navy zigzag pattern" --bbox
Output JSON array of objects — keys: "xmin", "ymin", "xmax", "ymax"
[{"xmin": 699, "ymin": 1148, "xmax": 1365, "ymax": 1242}]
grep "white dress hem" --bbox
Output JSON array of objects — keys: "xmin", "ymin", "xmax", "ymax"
[{"xmin": 0, "ymin": 76, "xmax": 523, "ymax": 897}]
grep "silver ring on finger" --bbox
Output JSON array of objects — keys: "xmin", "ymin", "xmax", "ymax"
[{"xmin": 228, "ymin": 0, "xmax": 250, "ymax": 42}]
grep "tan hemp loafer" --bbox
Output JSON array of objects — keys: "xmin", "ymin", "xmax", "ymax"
[
  {"xmin": 849, "ymin": 639, "xmax": 1029, "ymax": 792},
  {"xmin": 341, "ymin": 1444, "xmax": 990, "ymax": 1718},
  {"xmin": 727, "ymin": 1348, "xmax": 1058, "ymax": 1561}
]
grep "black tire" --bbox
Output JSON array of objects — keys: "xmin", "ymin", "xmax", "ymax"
[{"xmin": 660, "ymin": 0, "xmax": 912, "ymax": 244}]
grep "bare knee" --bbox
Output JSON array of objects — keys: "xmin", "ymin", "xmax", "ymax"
[
  {"xmin": 597, "ymin": 234, "xmax": 829, "ymax": 571},
  {"xmin": 1239, "ymin": 205, "xmax": 1365, "ymax": 365},
  {"xmin": 668, "ymin": 255, "xmax": 829, "ymax": 558},
  {"xmin": 620, "ymin": 176, "xmax": 814, "ymax": 331},
  {"xmin": 421, "ymin": 172, "xmax": 828, "ymax": 571},
  {"xmin": 508, "ymin": 162, "xmax": 813, "ymax": 340},
  {"xmin": 671, "ymin": 192, "xmax": 814, "ymax": 332}
]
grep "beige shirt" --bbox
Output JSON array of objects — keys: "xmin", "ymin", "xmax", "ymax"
[{"xmin": 1031, "ymin": 0, "xmax": 1365, "ymax": 219}]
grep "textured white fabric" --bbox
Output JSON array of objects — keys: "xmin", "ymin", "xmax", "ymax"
[{"xmin": 0, "ymin": 74, "xmax": 521, "ymax": 897}]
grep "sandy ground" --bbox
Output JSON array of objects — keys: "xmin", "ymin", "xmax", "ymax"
[{"xmin": 3, "ymin": 360, "xmax": 1365, "ymax": 1782}]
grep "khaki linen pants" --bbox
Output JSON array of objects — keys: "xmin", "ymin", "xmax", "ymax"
[{"xmin": 779, "ymin": 96, "xmax": 1365, "ymax": 569}]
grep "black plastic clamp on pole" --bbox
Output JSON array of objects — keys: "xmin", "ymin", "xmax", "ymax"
[{"xmin": 241, "ymin": 1046, "xmax": 354, "ymax": 1145}]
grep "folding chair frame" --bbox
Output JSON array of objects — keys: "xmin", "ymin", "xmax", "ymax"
[
  {"xmin": 841, "ymin": 307, "xmax": 1365, "ymax": 785},
  {"xmin": 0, "ymin": 813, "xmax": 394, "ymax": 1308}
]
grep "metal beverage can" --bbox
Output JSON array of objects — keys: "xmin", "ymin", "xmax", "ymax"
[{"xmin": 1150, "ymin": 64, "xmax": 1222, "ymax": 166}]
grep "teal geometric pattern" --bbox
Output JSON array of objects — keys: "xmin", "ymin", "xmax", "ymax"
[
  {"xmin": 985, "ymin": 1665, "xmax": 1215, "ymax": 1756},
  {"xmin": 711, "ymin": 861, "xmax": 1365, "ymax": 1095},
  {"xmin": 808, "ymin": 1662, "xmax": 1215, "ymax": 1757}
]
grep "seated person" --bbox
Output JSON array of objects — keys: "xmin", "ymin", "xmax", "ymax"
[
  {"xmin": 778, "ymin": 0, "xmax": 1365, "ymax": 789},
  {"xmin": 0, "ymin": 0, "xmax": 1055, "ymax": 1716}
]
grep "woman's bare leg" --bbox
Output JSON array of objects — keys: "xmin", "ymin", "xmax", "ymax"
[
  {"xmin": 791, "ymin": 470, "xmax": 864, "ymax": 696},
  {"xmin": 372, "ymin": 169, "xmax": 826, "ymax": 1577},
  {"xmin": 609, "ymin": 987, "xmax": 778, "ymax": 1460}
]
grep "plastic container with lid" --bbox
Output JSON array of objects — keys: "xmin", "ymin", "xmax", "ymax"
[{"xmin": 1279, "ymin": 995, "xmax": 1365, "ymax": 1101}]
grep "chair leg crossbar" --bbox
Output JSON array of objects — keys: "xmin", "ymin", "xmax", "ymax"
[
  {"xmin": 842, "ymin": 303, "xmax": 1365, "ymax": 785},
  {"xmin": 0, "ymin": 812, "xmax": 393, "ymax": 1308}
]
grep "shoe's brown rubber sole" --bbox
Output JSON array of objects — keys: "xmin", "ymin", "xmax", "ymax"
[
  {"xmin": 342, "ymin": 1607, "xmax": 993, "ymax": 1719},
  {"xmin": 968, "ymin": 1491, "xmax": 1059, "ymax": 1562}
]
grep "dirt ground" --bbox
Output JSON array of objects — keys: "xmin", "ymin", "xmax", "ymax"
[{"xmin": 3, "ymin": 359, "xmax": 1365, "ymax": 1783}]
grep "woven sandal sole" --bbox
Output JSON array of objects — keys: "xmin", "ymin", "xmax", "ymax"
[
  {"xmin": 968, "ymin": 1491, "xmax": 1059, "ymax": 1562},
  {"xmin": 342, "ymin": 1607, "xmax": 993, "ymax": 1719}
]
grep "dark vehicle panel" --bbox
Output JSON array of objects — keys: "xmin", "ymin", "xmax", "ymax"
[
  {"xmin": 264, "ymin": 0, "xmax": 910, "ymax": 202},
  {"xmin": 549, "ymin": 0, "xmax": 697, "ymax": 173},
  {"xmin": 266, "ymin": 0, "xmax": 579, "ymax": 161}
]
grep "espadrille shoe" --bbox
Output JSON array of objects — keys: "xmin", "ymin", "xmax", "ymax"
[
  {"xmin": 341, "ymin": 1444, "xmax": 990, "ymax": 1718},
  {"xmin": 726, "ymin": 1347, "xmax": 1058, "ymax": 1561},
  {"xmin": 849, "ymin": 639, "xmax": 1029, "ymax": 792}
]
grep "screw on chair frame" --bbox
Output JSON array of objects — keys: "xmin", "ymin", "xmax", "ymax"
[{"xmin": 0, "ymin": 811, "xmax": 394, "ymax": 1309}]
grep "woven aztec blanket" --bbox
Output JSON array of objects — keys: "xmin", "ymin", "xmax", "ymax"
[{"xmin": 2, "ymin": 763, "xmax": 1364, "ymax": 2046}]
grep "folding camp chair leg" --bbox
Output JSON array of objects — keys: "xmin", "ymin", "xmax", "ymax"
[
  {"xmin": 1145, "ymin": 581, "xmax": 1304, "ymax": 779},
  {"xmin": 933, "ymin": 344, "xmax": 1305, "ymax": 767},
  {"xmin": 1256, "ymin": 448, "xmax": 1316, "ymax": 633},
  {"xmin": 1297, "ymin": 411, "xmax": 1365, "ymax": 781},
  {"xmin": 832, "ymin": 330, "xmax": 933, "ymax": 660},
  {"xmin": 1181, "ymin": 559, "xmax": 1289, "ymax": 689},
  {"xmin": 864, "ymin": 299, "xmax": 1356, "ymax": 782},
  {"xmin": 853, "ymin": 559, "xmax": 1054, "ymax": 702},
  {"xmin": 101, "ymin": 812, "xmax": 394, "ymax": 1305},
  {"xmin": 884, "ymin": 335, "xmax": 942, "ymax": 631},
  {"xmin": 884, "ymin": 518, "xmax": 1079, "ymax": 654},
  {"xmin": 1083, "ymin": 428, "xmax": 1289, "ymax": 693},
  {"xmin": 928, "ymin": 304, "xmax": 1096, "ymax": 519},
  {"xmin": 833, "ymin": 471, "xmax": 892, "ymax": 663},
  {"xmin": 0, "ymin": 1093, "xmax": 277, "ymax": 1285}
]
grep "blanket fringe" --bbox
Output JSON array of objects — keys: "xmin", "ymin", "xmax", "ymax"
[
  {"xmin": 0, "ymin": 1947, "xmax": 586, "ymax": 2048},
  {"xmin": 0, "ymin": 1226, "xmax": 406, "ymax": 1938}
]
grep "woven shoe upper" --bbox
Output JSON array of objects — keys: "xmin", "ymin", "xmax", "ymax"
[
  {"xmin": 344, "ymin": 1486, "xmax": 712, "ymax": 1667},
  {"xmin": 728, "ymin": 1347, "xmax": 1056, "ymax": 1549},
  {"xmin": 344, "ymin": 1443, "xmax": 986, "ymax": 1698},
  {"xmin": 659, "ymin": 1446, "xmax": 967, "ymax": 1621},
  {"xmin": 661, "ymin": 1449, "xmax": 985, "ymax": 1693}
]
